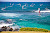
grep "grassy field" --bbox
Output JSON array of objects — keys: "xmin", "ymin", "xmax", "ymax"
[{"xmin": 1, "ymin": 31, "xmax": 50, "ymax": 33}]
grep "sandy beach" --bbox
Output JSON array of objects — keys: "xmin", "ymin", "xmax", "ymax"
[{"xmin": 1, "ymin": 31, "xmax": 50, "ymax": 33}]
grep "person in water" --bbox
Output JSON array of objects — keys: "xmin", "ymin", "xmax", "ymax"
[{"xmin": 38, "ymin": 8, "xmax": 40, "ymax": 16}]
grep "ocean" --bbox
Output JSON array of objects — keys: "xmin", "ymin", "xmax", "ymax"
[{"xmin": 0, "ymin": 2, "xmax": 50, "ymax": 30}]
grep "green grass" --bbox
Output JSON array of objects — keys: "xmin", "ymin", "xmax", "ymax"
[{"xmin": 20, "ymin": 27, "xmax": 50, "ymax": 32}]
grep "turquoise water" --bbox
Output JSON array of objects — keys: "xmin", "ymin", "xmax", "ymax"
[{"xmin": 0, "ymin": 2, "xmax": 50, "ymax": 30}]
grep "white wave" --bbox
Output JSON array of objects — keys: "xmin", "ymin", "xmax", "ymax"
[
  {"xmin": 17, "ymin": 3, "xmax": 21, "ymax": 6},
  {"xmin": 35, "ymin": 8, "xmax": 50, "ymax": 13},
  {"xmin": 0, "ymin": 23, "xmax": 13, "ymax": 27},
  {"xmin": 1, "ymin": 8, "xmax": 6, "ymax": 11},
  {"xmin": 22, "ymin": 4, "xmax": 26, "ymax": 9},
  {"xmin": 10, "ymin": 25, "xmax": 20, "ymax": 30},
  {"xmin": 0, "ymin": 13, "xmax": 23, "ymax": 17},
  {"xmin": 30, "ymin": 5, "xmax": 33, "ymax": 7},
  {"xmin": 35, "ymin": 10, "xmax": 50, "ymax": 12},
  {"xmin": 45, "ymin": 8, "xmax": 49, "ymax": 10},
  {"xmin": 1, "ymin": 5, "xmax": 13, "ymax": 11},
  {"xmin": 30, "ymin": 3, "xmax": 35, "ymax": 7},
  {"xmin": 1, "ymin": 7, "xmax": 8, "ymax": 11}
]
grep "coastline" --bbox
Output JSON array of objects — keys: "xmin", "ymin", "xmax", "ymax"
[
  {"xmin": 0, "ymin": 2, "xmax": 50, "ymax": 33},
  {"xmin": 1, "ymin": 31, "xmax": 50, "ymax": 33},
  {"xmin": 0, "ymin": 26, "xmax": 50, "ymax": 32}
]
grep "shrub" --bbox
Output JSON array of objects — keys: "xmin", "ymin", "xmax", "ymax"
[{"xmin": 20, "ymin": 27, "xmax": 49, "ymax": 32}]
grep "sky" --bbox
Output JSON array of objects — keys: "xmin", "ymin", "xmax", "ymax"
[{"xmin": 0, "ymin": 0, "xmax": 50, "ymax": 2}]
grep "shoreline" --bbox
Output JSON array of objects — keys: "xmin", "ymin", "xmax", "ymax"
[
  {"xmin": 0, "ymin": 26, "xmax": 50, "ymax": 32},
  {"xmin": 1, "ymin": 31, "xmax": 50, "ymax": 33}
]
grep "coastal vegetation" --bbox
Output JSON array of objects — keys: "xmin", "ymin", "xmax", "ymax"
[
  {"xmin": 0, "ymin": 26, "xmax": 50, "ymax": 32},
  {"xmin": 20, "ymin": 27, "xmax": 50, "ymax": 32}
]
